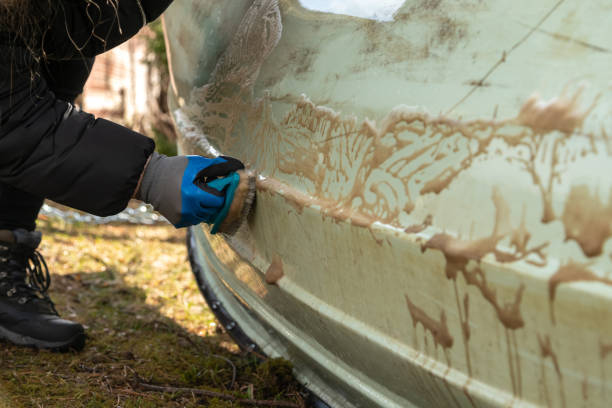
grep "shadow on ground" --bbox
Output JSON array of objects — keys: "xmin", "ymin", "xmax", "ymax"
[{"xmin": 0, "ymin": 222, "xmax": 304, "ymax": 408}]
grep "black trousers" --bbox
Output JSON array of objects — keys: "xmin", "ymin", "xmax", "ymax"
[
  {"xmin": 0, "ymin": 57, "xmax": 95, "ymax": 231},
  {"xmin": 0, "ymin": 184, "xmax": 43, "ymax": 231}
]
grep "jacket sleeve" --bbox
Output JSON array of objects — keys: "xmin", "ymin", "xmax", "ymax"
[
  {"xmin": 43, "ymin": 0, "xmax": 174, "ymax": 59},
  {"xmin": 0, "ymin": 49, "xmax": 155, "ymax": 216}
]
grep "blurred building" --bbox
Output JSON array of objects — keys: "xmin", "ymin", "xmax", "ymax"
[{"xmin": 80, "ymin": 29, "xmax": 160, "ymax": 134}]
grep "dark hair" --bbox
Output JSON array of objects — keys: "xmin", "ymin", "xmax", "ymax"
[{"xmin": 0, "ymin": 0, "xmax": 56, "ymax": 62}]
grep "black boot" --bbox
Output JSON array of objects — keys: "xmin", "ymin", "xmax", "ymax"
[{"xmin": 0, "ymin": 229, "xmax": 85, "ymax": 351}]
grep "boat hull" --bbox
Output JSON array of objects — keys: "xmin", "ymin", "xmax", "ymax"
[{"xmin": 164, "ymin": 1, "xmax": 612, "ymax": 406}]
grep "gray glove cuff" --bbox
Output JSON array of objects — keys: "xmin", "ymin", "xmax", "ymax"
[{"xmin": 136, "ymin": 152, "xmax": 188, "ymax": 225}]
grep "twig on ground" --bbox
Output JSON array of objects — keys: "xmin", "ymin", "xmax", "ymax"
[
  {"xmin": 114, "ymin": 388, "xmax": 150, "ymax": 398},
  {"xmin": 212, "ymin": 354, "xmax": 237, "ymax": 389},
  {"xmin": 137, "ymin": 382, "xmax": 300, "ymax": 408}
]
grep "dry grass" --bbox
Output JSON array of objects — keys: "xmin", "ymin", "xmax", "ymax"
[{"xmin": 0, "ymin": 216, "xmax": 304, "ymax": 407}]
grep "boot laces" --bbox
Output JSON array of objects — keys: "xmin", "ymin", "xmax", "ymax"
[{"xmin": 0, "ymin": 244, "xmax": 56, "ymax": 313}]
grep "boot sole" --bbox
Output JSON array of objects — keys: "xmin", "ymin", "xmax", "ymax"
[{"xmin": 0, "ymin": 325, "xmax": 85, "ymax": 352}]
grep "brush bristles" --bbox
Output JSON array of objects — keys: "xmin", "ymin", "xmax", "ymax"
[{"xmin": 216, "ymin": 170, "xmax": 256, "ymax": 235}]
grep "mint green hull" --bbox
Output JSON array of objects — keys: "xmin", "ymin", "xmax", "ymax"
[{"xmin": 164, "ymin": 1, "xmax": 612, "ymax": 406}]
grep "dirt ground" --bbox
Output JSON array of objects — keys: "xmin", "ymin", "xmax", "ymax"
[{"xmin": 0, "ymin": 216, "xmax": 305, "ymax": 407}]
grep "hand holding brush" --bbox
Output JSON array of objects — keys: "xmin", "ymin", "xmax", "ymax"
[{"xmin": 136, "ymin": 153, "xmax": 255, "ymax": 234}]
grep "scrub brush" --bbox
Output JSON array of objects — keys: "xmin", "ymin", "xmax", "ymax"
[{"xmin": 201, "ymin": 169, "xmax": 256, "ymax": 235}]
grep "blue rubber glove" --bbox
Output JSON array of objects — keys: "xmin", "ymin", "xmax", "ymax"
[{"xmin": 136, "ymin": 153, "xmax": 245, "ymax": 228}]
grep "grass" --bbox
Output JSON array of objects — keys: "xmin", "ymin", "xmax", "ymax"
[{"xmin": 0, "ymin": 215, "xmax": 305, "ymax": 407}]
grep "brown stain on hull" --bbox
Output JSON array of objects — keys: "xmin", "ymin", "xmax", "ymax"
[
  {"xmin": 538, "ymin": 334, "xmax": 561, "ymax": 378},
  {"xmin": 404, "ymin": 214, "xmax": 433, "ymax": 234},
  {"xmin": 509, "ymin": 205, "xmax": 548, "ymax": 267},
  {"xmin": 187, "ymin": 53, "xmax": 600, "ymax": 243},
  {"xmin": 505, "ymin": 330, "xmax": 518, "ymax": 396},
  {"xmin": 601, "ymin": 340, "xmax": 612, "ymax": 402},
  {"xmin": 181, "ymin": 0, "xmax": 601, "ymax": 266},
  {"xmin": 405, "ymin": 295, "xmax": 454, "ymax": 351},
  {"xmin": 261, "ymin": 95, "xmax": 565, "ymax": 251},
  {"xmin": 462, "ymin": 378, "xmax": 478, "ymax": 408},
  {"xmin": 265, "ymin": 254, "xmax": 284, "ymax": 284},
  {"xmin": 424, "ymin": 230, "xmax": 528, "ymax": 329},
  {"xmin": 600, "ymin": 341, "xmax": 612, "ymax": 359},
  {"xmin": 537, "ymin": 333, "xmax": 566, "ymax": 408},
  {"xmin": 517, "ymin": 87, "xmax": 596, "ymax": 134},
  {"xmin": 548, "ymin": 261, "xmax": 612, "ymax": 323},
  {"xmin": 453, "ymin": 280, "xmax": 472, "ymax": 377},
  {"xmin": 513, "ymin": 88, "xmax": 599, "ymax": 224},
  {"xmin": 561, "ymin": 184, "xmax": 612, "ymax": 257},
  {"xmin": 256, "ymin": 176, "xmax": 379, "ymax": 228},
  {"xmin": 460, "ymin": 292, "xmax": 471, "ymax": 367},
  {"xmin": 277, "ymin": 101, "xmax": 439, "ymax": 226},
  {"xmin": 422, "ymin": 189, "xmax": 533, "ymax": 396},
  {"xmin": 422, "ymin": 188, "xmax": 536, "ymax": 331}
]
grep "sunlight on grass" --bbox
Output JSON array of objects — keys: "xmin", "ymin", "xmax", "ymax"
[{"xmin": 0, "ymin": 218, "xmax": 303, "ymax": 407}]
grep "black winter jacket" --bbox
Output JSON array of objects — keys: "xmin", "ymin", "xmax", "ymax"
[{"xmin": 0, "ymin": 0, "xmax": 173, "ymax": 216}]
